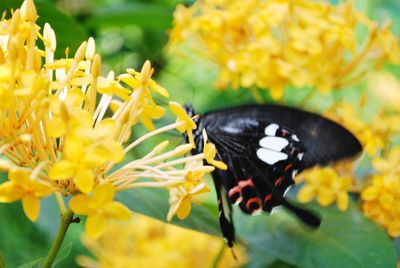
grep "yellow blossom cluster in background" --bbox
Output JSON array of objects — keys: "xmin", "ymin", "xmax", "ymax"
[
  {"xmin": 168, "ymin": 0, "xmax": 400, "ymax": 240},
  {"xmin": 297, "ymin": 166, "xmax": 353, "ymax": 211},
  {"xmin": 168, "ymin": 0, "xmax": 400, "ymax": 99},
  {"xmin": 0, "ymin": 0, "xmax": 222, "ymax": 239},
  {"xmin": 297, "ymin": 71, "xmax": 400, "ymax": 237},
  {"xmin": 77, "ymin": 214, "xmax": 247, "ymax": 268},
  {"xmin": 361, "ymin": 147, "xmax": 400, "ymax": 237}
]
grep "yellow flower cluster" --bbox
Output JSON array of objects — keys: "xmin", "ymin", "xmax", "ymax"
[
  {"xmin": 77, "ymin": 214, "xmax": 247, "ymax": 268},
  {"xmin": 325, "ymin": 100, "xmax": 400, "ymax": 157},
  {"xmin": 297, "ymin": 72, "xmax": 400, "ymax": 237},
  {"xmin": 361, "ymin": 147, "xmax": 400, "ymax": 237},
  {"xmin": 297, "ymin": 165, "xmax": 353, "ymax": 211},
  {"xmin": 169, "ymin": 0, "xmax": 400, "ymax": 99},
  {"xmin": 0, "ymin": 0, "xmax": 221, "ymax": 238}
]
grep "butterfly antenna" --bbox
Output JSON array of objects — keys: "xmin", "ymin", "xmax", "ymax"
[{"xmin": 153, "ymin": 57, "xmax": 198, "ymax": 104}]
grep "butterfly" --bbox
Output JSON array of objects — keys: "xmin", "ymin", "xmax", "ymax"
[{"xmin": 184, "ymin": 104, "xmax": 362, "ymax": 249}]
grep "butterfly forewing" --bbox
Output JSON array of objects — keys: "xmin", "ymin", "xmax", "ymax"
[{"xmin": 203, "ymin": 104, "xmax": 362, "ymax": 168}]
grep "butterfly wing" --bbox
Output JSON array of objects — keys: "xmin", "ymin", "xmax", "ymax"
[
  {"xmin": 203, "ymin": 104, "xmax": 362, "ymax": 169},
  {"xmin": 198, "ymin": 104, "xmax": 362, "ymax": 247}
]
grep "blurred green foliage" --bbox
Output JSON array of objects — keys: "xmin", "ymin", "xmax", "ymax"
[{"xmin": 0, "ymin": 0, "xmax": 400, "ymax": 267}]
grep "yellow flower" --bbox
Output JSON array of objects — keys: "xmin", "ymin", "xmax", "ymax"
[
  {"xmin": 169, "ymin": 101, "xmax": 197, "ymax": 146},
  {"xmin": 0, "ymin": 0, "xmax": 216, "ymax": 238},
  {"xmin": 167, "ymin": 182, "xmax": 210, "ymax": 221},
  {"xmin": 368, "ymin": 72, "xmax": 400, "ymax": 109},
  {"xmin": 361, "ymin": 146, "xmax": 400, "ymax": 237},
  {"xmin": 77, "ymin": 214, "xmax": 248, "ymax": 268},
  {"xmin": 184, "ymin": 160, "xmax": 215, "ymax": 188},
  {"xmin": 297, "ymin": 166, "xmax": 353, "ymax": 211},
  {"xmin": 202, "ymin": 130, "xmax": 227, "ymax": 170},
  {"xmin": 0, "ymin": 168, "xmax": 53, "ymax": 221},
  {"xmin": 372, "ymin": 147, "xmax": 400, "ymax": 175},
  {"xmin": 70, "ymin": 183, "xmax": 131, "ymax": 239},
  {"xmin": 49, "ymin": 118, "xmax": 124, "ymax": 194},
  {"xmin": 361, "ymin": 175, "xmax": 400, "ymax": 237},
  {"xmin": 169, "ymin": 0, "xmax": 400, "ymax": 98}
]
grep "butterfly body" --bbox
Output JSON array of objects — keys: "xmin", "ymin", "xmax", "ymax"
[{"xmin": 185, "ymin": 104, "xmax": 362, "ymax": 247}]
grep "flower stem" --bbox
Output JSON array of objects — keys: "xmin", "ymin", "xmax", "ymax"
[
  {"xmin": 41, "ymin": 209, "xmax": 74, "ymax": 268},
  {"xmin": 0, "ymin": 250, "xmax": 6, "ymax": 268}
]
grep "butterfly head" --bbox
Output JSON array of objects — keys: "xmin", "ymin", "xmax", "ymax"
[{"xmin": 183, "ymin": 103, "xmax": 195, "ymax": 116}]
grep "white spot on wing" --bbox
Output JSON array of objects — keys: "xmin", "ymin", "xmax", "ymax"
[
  {"xmin": 257, "ymin": 148, "xmax": 288, "ymax": 164},
  {"xmin": 283, "ymin": 186, "xmax": 292, "ymax": 197},
  {"xmin": 292, "ymin": 134, "xmax": 299, "ymax": 141},
  {"xmin": 265, "ymin": 123, "xmax": 279, "ymax": 136},
  {"xmin": 271, "ymin": 205, "xmax": 283, "ymax": 214},
  {"xmin": 251, "ymin": 209, "xmax": 263, "ymax": 216},
  {"xmin": 259, "ymin": 136, "xmax": 289, "ymax": 151},
  {"xmin": 297, "ymin": 153, "xmax": 304, "ymax": 160}
]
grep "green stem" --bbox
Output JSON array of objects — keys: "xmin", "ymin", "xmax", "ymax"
[
  {"xmin": 0, "ymin": 250, "xmax": 6, "ymax": 268},
  {"xmin": 41, "ymin": 209, "xmax": 74, "ymax": 268},
  {"xmin": 55, "ymin": 192, "xmax": 67, "ymax": 215}
]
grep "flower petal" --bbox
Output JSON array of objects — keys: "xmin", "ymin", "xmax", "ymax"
[
  {"xmin": 176, "ymin": 195, "xmax": 192, "ymax": 220},
  {"xmin": 46, "ymin": 116, "xmax": 66, "ymax": 137},
  {"xmin": 70, "ymin": 194, "xmax": 95, "ymax": 215},
  {"xmin": 8, "ymin": 168, "xmax": 30, "ymax": 186},
  {"xmin": 75, "ymin": 168, "xmax": 94, "ymax": 194},
  {"xmin": 104, "ymin": 202, "xmax": 131, "ymax": 220},
  {"xmin": 297, "ymin": 185, "xmax": 315, "ymax": 203},
  {"xmin": 33, "ymin": 182, "xmax": 54, "ymax": 197},
  {"xmin": 337, "ymin": 192, "xmax": 349, "ymax": 211},
  {"xmin": 95, "ymin": 118, "xmax": 117, "ymax": 140},
  {"xmin": 49, "ymin": 160, "xmax": 76, "ymax": 180},
  {"xmin": 22, "ymin": 193, "xmax": 40, "ymax": 221},
  {"xmin": 0, "ymin": 182, "xmax": 24, "ymax": 202},
  {"xmin": 86, "ymin": 214, "xmax": 107, "ymax": 239},
  {"xmin": 92, "ymin": 183, "xmax": 115, "ymax": 207}
]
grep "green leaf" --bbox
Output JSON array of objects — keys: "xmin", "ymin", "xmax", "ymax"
[
  {"xmin": 17, "ymin": 241, "xmax": 72, "ymax": 268},
  {"xmin": 235, "ymin": 202, "xmax": 397, "ymax": 268},
  {"xmin": 0, "ymin": 0, "xmax": 88, "ymax": 57},
  {"xmin": 17, "ymin": 258, "xmax": 42, "ymax": 268},
  {"xmin": 84, "ymin": 3, "xmax": 173, "ymax": 30},
  {"xmin": 0, "ymin": 203, "xmax": 49, "ymax": 267},
  {"xmin": 117, "ymin": 187, "xmax": 221, "ymax": 236}
]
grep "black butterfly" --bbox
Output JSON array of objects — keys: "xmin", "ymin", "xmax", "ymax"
[{"xmin": 184, "ymin": 104, "xmax": 362, "ymax": 248}]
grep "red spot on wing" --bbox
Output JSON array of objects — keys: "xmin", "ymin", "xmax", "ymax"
[
  {"xmin": 264, "ymin": 194, "xmax": 272, "ymax": 203},
  {"xmin": 246, "ymin": 197, "xmax": 262, "ymax": 210},
  {"xmin": 229, "ymin": 187, "xmax": 240, "ymax": 198},
  {"xmin": 285, "ymin": 163, "xmax": 294, "ymax": 172},
  {"xmin": 238, "ymin": 178, "xmax": 254, "ymax": 188},
  {"xmin": 274, "ymin": 176, "xmax": 284, "ymax": 186},
  {"xmin": 228, "ymin": 178, "xmax": 255, "ymax": 203}
]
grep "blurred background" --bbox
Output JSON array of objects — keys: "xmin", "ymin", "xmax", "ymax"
[{"xmin": 0, "ymin": 0, "xmax": 400, "ymax": 267}]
